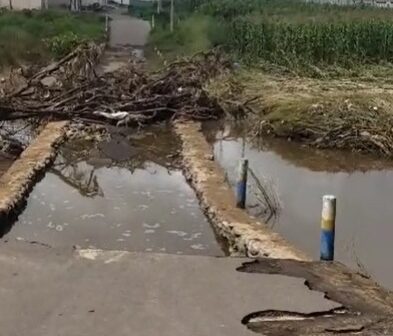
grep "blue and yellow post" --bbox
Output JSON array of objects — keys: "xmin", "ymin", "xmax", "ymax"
[
  {"xmin": 320, "ymin": 195, "xmax": 336, "ymax": 261},
  {"xmin": 236, "ymin": 158, "xmax": 248, "ymax": 209}
]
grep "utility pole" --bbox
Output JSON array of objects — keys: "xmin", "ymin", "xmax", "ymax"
[
  {"xmin": 157, "ymin": 0, "xmax": 161, "ymax": 14},
  {"xmin": 170, "ymin": 0, "xmax": 174, "ymax": 32},
  {"xmin": 70, "ymin": 0, "xmax": 81, "ymax": 12}
]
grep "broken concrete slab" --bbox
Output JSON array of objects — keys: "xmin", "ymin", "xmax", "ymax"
[
  {"xmin": 0, "ymin": 121, "xmax": 68, "ymax": 219},
  {"xmin": 245, "ymin": 310, "xmax": 393, "ymax": 336},
  {"xmin": 239, "ymin": 258, "xmax": 393, "ymax": 335},
  {"xmin": 238, "ymin": 258, "xmax": 393, "ymax": 315},
  {"xmin": 174, "ymin": 121, "xmax": 308, "ymax": 261},
  {"xmin": 0, "ymin": 243, "xmax": 337, "ymax": 336}
]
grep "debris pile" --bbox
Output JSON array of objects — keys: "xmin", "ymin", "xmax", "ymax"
[
  {"xmin": 252, "ymin": 101, "xmax": 393, "ymax": 157},
  {"xmin": 0, "ymin": 44, "xmax": 229, "ymax": 127}
]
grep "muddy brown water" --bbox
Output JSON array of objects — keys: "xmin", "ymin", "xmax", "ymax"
[
  {"xmin": 205, "ymin": 122, "xmax": 393, "ymax": 290},
  {"xmin": 2, "ymin": 126, "xmax": 225, "ymax": 256}
]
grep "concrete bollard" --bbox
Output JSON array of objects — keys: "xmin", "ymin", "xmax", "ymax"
[
  {"xmin": 236, "ymin": 158, "xmax": 248, "ymax": 209},
  {"xmin": 320, "ymin": 195, "xmax": 336, "ymax": 261}
]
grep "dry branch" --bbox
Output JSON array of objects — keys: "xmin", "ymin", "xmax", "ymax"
[{"xmin": 0, "ymin": 44, "xmax": 229, "ymax": 126}]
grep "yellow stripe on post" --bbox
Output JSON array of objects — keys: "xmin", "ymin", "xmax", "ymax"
[{"xmin": 321, "ymin": 218, "xmax": 335, "ymax": 231}]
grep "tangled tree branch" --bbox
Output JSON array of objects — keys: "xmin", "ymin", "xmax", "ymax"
[{"xmin": 0, "ymin": 43, "xmax": 230, "ymax": 126}]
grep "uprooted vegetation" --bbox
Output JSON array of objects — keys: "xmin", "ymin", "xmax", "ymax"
[
  {"xmin": 0, "ymin": 9, "xmax": 104, "ymax": 68},
  {"xmin": 208, "ymin": 69, "xmax": 393, "ymax": 157},
  {"xmin": 0, "ymin": 43, "xmax": 229, "ymax": 127}
]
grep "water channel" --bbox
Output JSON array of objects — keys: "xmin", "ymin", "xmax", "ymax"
[
  {"xmin": 205, "ymin": 121, "xmax": 393, "ymax": 290},
  {"xmin": 2, "ymin": 125, "xmax": 225, "ymax": 256}
]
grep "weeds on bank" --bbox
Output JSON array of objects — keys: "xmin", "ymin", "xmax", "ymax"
[
  {"xmin": 0, "ymin": 9, "xmax": 104, "ymax": 67},
  {"xmin": 142, "ymin": 0, "xmax": 393, "ymax": 74}
]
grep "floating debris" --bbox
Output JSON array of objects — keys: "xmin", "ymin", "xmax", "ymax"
[
  {"xmin": 143, "ymin": 222, "xmax": 161, "ymax": 229},
  {"xmin": 191, "ymin": 244, "xmax": 205, "ymax": 250},
  {"xmin": 167, "ymin": 230, "xmax": 187, "ymax": 237},
  {"xmin": 81, "ymin": 213, "xmax": 105, "ymax": 219},
  {"xmin": 138, "ymin": 204, "xmax": 149, "ymax": 211}
]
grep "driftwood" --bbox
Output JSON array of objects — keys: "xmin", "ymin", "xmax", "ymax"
[
  {"xmin": 0, "ymin": 44, "xmax": 229, "ymax": 126},
  {"xmin": 247, "ymin": 167, "xmax": 280, "ymax": 226}
]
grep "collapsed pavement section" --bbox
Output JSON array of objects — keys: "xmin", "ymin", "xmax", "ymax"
[{"xmin": 1, "ymin": 242, "xmax": 393, "ymax": 336}]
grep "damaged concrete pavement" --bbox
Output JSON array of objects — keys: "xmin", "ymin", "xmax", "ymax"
[
  {"xmin": 1, "ymin": 241, "xmax": 393, "ymax": 336},
  {"xmin": 1, "ymin": 119, "xmax": 393, "ymax": 335}
]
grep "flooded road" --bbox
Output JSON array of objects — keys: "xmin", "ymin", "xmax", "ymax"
[
  {"xmin": 2, "ymin": 126, "xmax": 225, "ymax": 256},
  {"xmin": 206, "ymin": 122, "xmax": 393, "ymax": 289},
  {"xmin": 0, "ymin": 14, "xmax": 225, "ymax": 256}
]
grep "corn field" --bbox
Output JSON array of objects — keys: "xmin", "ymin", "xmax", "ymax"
[
  {"xmin": 148, "ymin": 0, "xmax": 393, "ymax": 67},
  {"xmin": 227, "ymin": 18, "xmax": 393, "ymax": 66},
  {"xmin": 196, "ymin": 0, "xmax": 393, "ymax": 65}
]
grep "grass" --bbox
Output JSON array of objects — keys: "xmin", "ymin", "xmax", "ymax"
[
  {"xmin": 198, "ymin": 0, "xmax": 393, "ymax": 22},
  {"xmin": 149, "ymin": 15, "xmax": 221, "ymax": 54},
  {"xmin": 208, "ymin": 67, "xmax": 393, "ymax": 120},
  {"xmin": 137, "ymin": 0, "xmax": 393, "ymax": 156},
  {"xmin": 207, "ymin": 67, "xmax": 393, "ymax": 156},
  {"xmin": 0, "ymin": 9, "xmax": 105, "ymax": 68},
  {"xmin": 143, "ymin": 0, "xmax": 393, "ymax": 73}
]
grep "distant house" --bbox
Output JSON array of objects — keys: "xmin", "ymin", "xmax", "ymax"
[
  {"xmin": 0, "ymin": 0, "xmax": 106, "ymax": 10},
  {"xmin": 0, "ymin": 0, "xmax": 42, "ymax": 9}
]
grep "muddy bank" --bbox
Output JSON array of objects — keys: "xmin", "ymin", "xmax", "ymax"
[
  {"xmin": 0, "ymin": 119, "xmax": 42, "ymax": 177},
  {"xmin": 208, "ymin": 70, "xmax": 393, "ymax": 158},
  {"xmin": 0, "ymin": 155, "xmax": 13, "ymax": 177},
  {"xmin": 174, "ymin": 121, "xmax": 308, "ymax": 260},
  {"xmin": 0, "ymin": 121, "xmax": 68, "ymax": 219}
]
